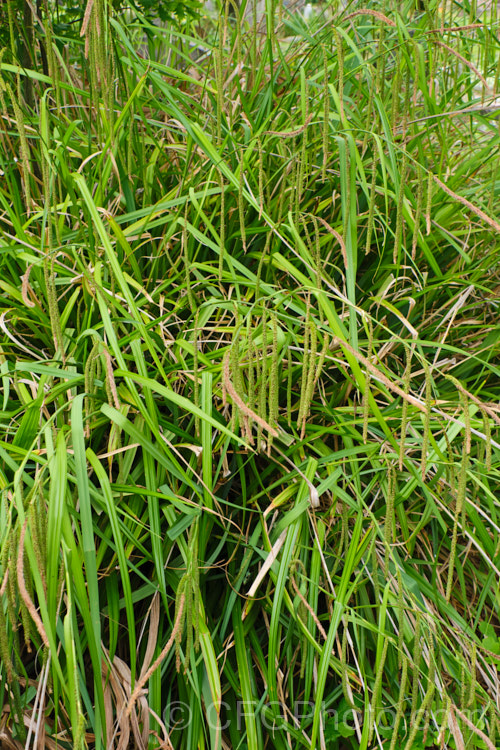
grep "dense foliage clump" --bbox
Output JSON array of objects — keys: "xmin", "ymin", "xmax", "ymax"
[{"xmin": 1, "ymin": 0, "xmax": 500, "ymax": 748}]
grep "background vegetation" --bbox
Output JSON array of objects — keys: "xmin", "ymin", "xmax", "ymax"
[{"xmin": 1, "ymin": 0, "xmax": 500, "ymax": 747}]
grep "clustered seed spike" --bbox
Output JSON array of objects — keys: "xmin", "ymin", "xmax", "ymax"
[
  {"xmin": 396, "ymin": 567, "xmax": 405, "ymax": 666},
  {"xmin": 334, "ymin": 28, "xmax": 344, "ymax": 124},
  {"xmin": 257, "ymin": 136, "xmax": 264, "ymax": 219},
  {"xmin": 258, "ymin": 306, "xmax": 268, "ymax": 447},
  {"xmin": 446, "ymin": 439, "xmax": 468, "ymax": 603},
  {"xmin": 365, "ymin": 148, "xmax": 378, "ymax": 255},
  {"xmin": 192, "ymin": 314, "xmax": 201, "ymax": 444},
  {"xmin": 219, "ymin": 170, "xmax": 225, "ymax": 283},
  {"xmin": 322, "ymin": 46, "xmax": 330, "ymax": 181},
  {"xmin": 425, "ymin": 171, "xmax": 433, "ymax": 235},
  {"xmin": 238, "ymin": 148, "xmax": 247, "ymax": 253},
  {"xmin": 384, "ymin": 463, "xmax": 396, "ymax": 575},
  {"xmin": 482, "ymin": 407, "xmax": 492, "ymax": 472},
  {"xmin": 421, "ymin": 643, "xmax": 436, "ymax": 743},
  {"xmin": 268, "ymin": 312, "xmax": 279, "ymax": 449},
  {"xmin": 0, "ymin": 577, "xmax": 14, "ymax": 683},
  {"xmin": 297, "ymin": 295, "xmax": 311, "ymax": 437},
  {"xmin": 421, "ymin": 360, "xmax": 432, "ymax": 480},
  {"xmin": 389, "ymin": 653, "xmax": 408, "ymax": 750},
  {"xmin": 368, "ymin": 636, "xmax": 389, "ymax": 745},
  {"xmin": 412, "ymin": 165, "xmax": 424, "ymax": 261},
  {"xmin": 410, "ymin": 612, "xmax": 422, "ymax": 724},
  {"xmin": 362, "ymin": 319, "xmax": 373, "ymax": 444},
  {"xmin": 6, "ymin": 83, "xmax": 31, "ymax": 211},
  {"xmin": 393, "ymin": 150, "xmax": 408, "ymax": 265}
]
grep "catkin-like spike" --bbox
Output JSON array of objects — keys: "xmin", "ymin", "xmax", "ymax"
[
  {"xmin": 396, "ymin": 567, "xmax": 404, "ymax": 666},
  {"xmin": 389, "ymin": 654, "xmax": 408, "ymax": 750},
  {"xmin": 315, "ymin": 332, "xmax": 329, "ymax": 384},
  {"xmin": 216, "ymin": 29, "xmax": 223, "ymax": 146},
  {"xmin": 296, "ymin": 75, "xmax": 309, "ymax": 215},
  {"xmin": 5, "ymin": 0, "xmax": 18, "ymax": 88},
  {"xmin": 421, "ymin": 644, "xmax": 436, "ymax": 743},
  {"xmin": 17, "ymin": 520, "xmax": 50, "ymax": 650},
  {"xmin": 255, "ymin": 230, "xmax": 271, "ymax": 301},
  {"xmin": 488, "ymin": 703, "xmax": 497, "ymax": 747},
  {"xmin": 74, "ymin": 713, "xmax": 86, "ymax": 750},
  {"xmin": 0, "ymin": 588, "xmax": 14, "ymax": 682},
  {"xmin": 375, "ymin": 13, "xmax": 387, "ymax": 98},
  {"xmin": 258, "ymin": 306, "xmax": 268, "ymax": 447},
  {"xmin": 128, "ymin": 591, "xmax": 185, "ymax": 716},
  {"xmin": 7, "ymin": 534, "xmax": 18, "ymax": 634},
  {"xmin": 362, "ymin": 320, "xmax": 373, "ymax": 444},
  {"xmin": 218, "ymin": 170, "xmax": 225, "ymax": 282},
  {"xmin": 19, "ymin": 548, "xmax": 33, "ymax": 652},
  {"xmin": 437, "ymin": 695, "xmax": 452, "ymax": 746},
  {"xmin": 192, "ymin": 535, "xmax": 200, "ymax": 654},
  {"xmin": 269, "ymin": 313, "xmax": 279, "ymax": 443},
  {"xmin": 461, "ymin": 392, "xmax": 471, "ymax": 455},
  {"xmin": 193, "ymin": 311, "xmax": 200, "ymax": 437},
  {"xmin": 467, "ymin": 642, "xmax": 477, "ymax": 707},
  {"xmin": 400, "ymin": 65, "xmax": 412, "ymax": 138},
  {"xmin": 368, "ymin": 637, "xmax": 389, "ymax": 745},
  {"xmin": 247, "ymin": 316, "xmax": 255, "ymax": 418},
  {"xmin": 391, "ymin": 48, "xmax": 402, "ymax": 129},
  {"xmin": 343, "ymin": 149, "xmax": 351, "ymax": 241},
  {"xmin": 334, "ymin": 28, "xmax": 344, "ymax": 124},
  {"xmin": 365, "ymin": 150, "xmax": 378, "ymax": 255},
  {"xmin": 412, "ymin": 165, "xmax": 424, "ymax": 260},
  {"xmin": 310, "ymin": 215, "xmax": 323, "ymax": 298},
  {"xmin": 393, "ymin": 151, "xmax": 408, "ymax": 265},
  {"xmin": 175, "ymin": 574, "xmax": 187, "ymax": 673},
  {"xmin": 257, "ymin": 137, "xmax": 264, "ymax": 219},
  {"xmin": 371, "ymin": 537, "xmax": 380, "ymax": 612},
  {"xmin": 361, "ymin": 68, "xmax": 376, "ymax": 154},
  {"xmin": 384, "ymin": 464, "xmax": 396, "ymax": 575},
  {"xmin": 7, "ymin": 83, "xmax": 31, "ymax": 211},
  {"xmin": 233, "ymin": 0, "xmax": 242, "ymax": 71},
  {"xmin": 297, "ymin": 296, "xmax": 311, "ymax": 434},
  {"xmin": 301, "ymin": 323, "xmax": 317, "ymax": 439},
  {"xmin": 403, "ymin": 663, "xmax": 435, "ymax": 750},
  {"xmin": 184, "ymin": 574, "xmax": 193, "ymax": 674},
  {"xmin": 223, "ymin": 344, "xmax": 279, "ymax": 441},
  {"xmin": 183, "ymin": 522, "xmax": 201, "ymax": 674},
  {"xmin": 322, "ymin": 45, "xmax": 330, "ymax": 181},
  {"xmin": 446, "ymin": 502, "xmax": 460, "ymax": 602},
  {"xmin": 399, "ymin": 342, "xmax": 414, "ymax": 470},
  {"xmin": 482, "ymin": 407, "xmax": 492, "ymax": 471},
  {"xmin": 44, "ymin": 253, "xmax": 64, "ymax": 358},
  {"xmin": 238, "ymin": 148, "xmax": 247, "ymax": 252},
  {"xmin": 410, "ymin": 613, "xmax": 422, "ymax": 723},
  {"xmin": 29, "ymin": 501, "xmax": 47, "ymax": 595},
  {"xmin": 421, "ymin": 360, "xmax": 432, "ymax": 480},
  {"xmin": 103, "ymin": 348, "xmax": 120, "ymax": 410},
  {"xmin": 362, "ymin": 372, "xmax": 371, "ymax": 446},
  {"xmin": 458, "ymin": 433, "xmax": 469, "ymax": 521},
  {"xmin": 184, "ymin": 582, "xmax": 193, "ymax": 671},
  {"xmin": 425, "ymin": 170, "xmax": 433, "ymax": 234}
]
